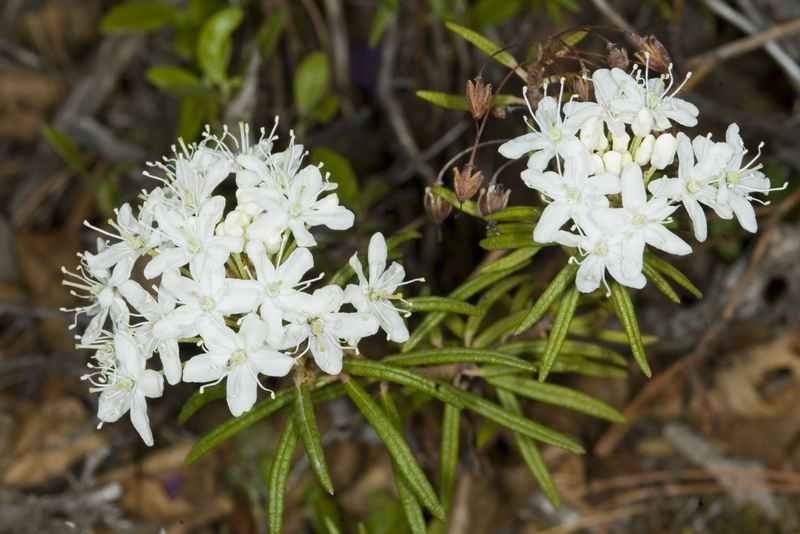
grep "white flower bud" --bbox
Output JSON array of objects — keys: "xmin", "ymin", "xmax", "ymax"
[
  {"xmin": 635, "ymin": 134, "xmax": 655, "ymax": 166},
  {"xmin": 651, "ymin": 133, "xmax": 677, "ymax": 170},
  {"xmin": 602, "ymin": 151, "xmax": 623, "ymax": 176},
  {"xmin": 240, "ymin": 202, "xmax": 262, "ymax": 217},
  {"xmin": 227, "ymin": 210, "xmax": 250, "ymax": 227},
  {"xmin": 236, "ymin": 169, "xmax": 260, "ymax": 188},
  {"xmin": 612, "ymin": 131, "xmax": 630, "ymax": 153},
  {"xmin": 632, "ymin": 108, "xmax": 654, "ymax": 137},
  {"xmin": 621, "ymin": 151, "xmax": 633, "ymax": 168},
  {"xmin": 215, "ymin": 222, "xmax": 228, "ymax": 237},
  {"xmin": 590, "ymin": 153, "xmax": 605, "ymax": 173},
  {"xmin": 580, "ymin": 117, "xmax": 608, "ymax": 152}
]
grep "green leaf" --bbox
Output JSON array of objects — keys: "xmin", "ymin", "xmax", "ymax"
[
  {"xmin": 609, "ymin": 282, "xmax": 652, "ymax": 377},
  {"xmin": 177, "ymin": 95, "xmax": 211, "ymax": 142},
  {"xmin": 464, "ymin": 273, "xmax": 528, "ymax": 346},
  {"xmin": 294, "ymin": 382, "xmax": 335, "ymax": 495},
  {"xmin": 197, "ymin": 6, "xmax": 244, "ymax": 85},
  {"xmin": 100, "ymin": 0, "xmax": 178, "ymax": 33},
  {"xmin": 308, "ymin": 486, "xmax": 344, "ymax": 534},
  {"xmin": 467, "ymin": 0, "xmax": 524, "ymax": 27},
  {"xmin": 404, "ymin": 296, "xmax": 480, "ymax": 316},
  {"xmin": 500, "ymin": 340, "xmax": 627, "ymax": 366},
  {"xmin": 309, "ymin": 147, "xmax": 358, "ymax": 208},
  {"xmin": 310, "ymin": 95, "xmax": 340, "ymax": 123},
  {"xmin": 515, "ymin": 262, "xmax": 578, "ymax": 335},
  {"xmin": 471, "ymin": 309, "xmax": 528, "ymax": 349},
  {"xmin": 179, "ymin": 383, "xmax": 226, "ymax": 423},
  {"xmin": 258, "ymin": 7, "xmax": 288, "ymax": 60},
  {"xmin": 343, "ymin": 377, "xmax": 445, "ymax": 519},
  {"xmin": 644, "ymin": 252, "xmax": 702, "ymax": 299},
  {"xmin": 488, "ymin": 375, "xmax": 625, "ymax": 422},
  {"xmin": 369, "ymin": 0, "xmax": 398, "ymax": 47},
  {"xmin": 643, "ymin": 263, "xmax": 681, "ymax": 304},
  {"xmin": 42, "ymin": 126, "xmax": 84, "ymax": 173},
  {"xmin": 479, "ymin": 233, "xmax": 538, "ymax": 250},
  {"xmin": 267, "ymin": 418, "xmax": 298, "ymax": 534},
  {"xmin": 429, "ymin": 185, "xmax": 480, "ymax": 217},
  {"xmin": 344, "ymin": 360, "xmax": 466, "ymax": 408},
  {"xmin": 379, "ymin": 388, "xmax": 427, "ymax": 534},
  {"xmin": 439, "ymin": 403, "xmax": 461, "ymax": 512},
  {"xmin": 294, "ymin": 51, "xmax": 331, "ymax": 117},
  {"xmin": 444, "ymin": 22, "xmax": 526, "ymax": 80},
  {"xmin": 146, "ymin": 65, "xmax": 206, "ymax": 97},
  {"xmin": 479, "ymin": 247, "xmax": 541, "ymax": 274},
  {"xmin": 415, "ymin": 90, "xmax": 525, "ymax": 111},
  {"xmin": 383, "ymin": 347, "xmax": 536, "ymax": 372},
  {"xmin": 496, "ymin": 389, "xmax": 559, "ymax": 507},
  {"xmin": 538, "ymin": 285, "xmax": 580, "ymax": 382},
  {"xmin": 485, "ymin": 206, "xmax": 541, "ymax": 222}
]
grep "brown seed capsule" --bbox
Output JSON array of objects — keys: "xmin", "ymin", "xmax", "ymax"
[
  {"xmin": 628, "ymin": 32, "xmax": 671, "ymax": 74},
  {"xmin": 453, "ymin": 164, "xmax": 484, "ymax": 202},
  {"xmin": 571, "ymin": 74, "xmax": 592, "ymax": 101},
  {"xmin": 466, "ymin": 77, "xmax": 493, "ymax": 121},
  {"xmin": 477, "ymin": 184, "xmax": 510, "ymax": 217},
  {"xmin": 606, "ymin": 43, "xmax": 630, "ymax": 70},
  {"xmin": 424, "ymin": 187, "xmax": 451, "ymax": 224}
]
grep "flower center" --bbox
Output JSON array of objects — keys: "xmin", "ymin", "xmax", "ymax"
[
  {"xmin": 647, "ymin": 92, "xmax": 661, "ymax": 109},
  {"xmin": 265, "ymin": 281, "xmax": 283, "ymax": 297},
  {"xmin": 200, "ymin": 296, "xmax": 215, "ymax": 312},
  {"xmin": 115, "ymin": 377, "xmax": 135, "ymax": 392},
  {"xmin": 632, "ymin": 213, "xmax": 647, "ymax": 227},
  {"xmin": 127, "ymin": 235, "xmax": 145, "ymax": 251},
  {"xmin": 310, "ymin": 318, "xmax": 324, "ymax": 337},
  {"xmin": 726, "ymin": 171, "xmax": 741, "ymax": 186},
  {"xmin": 686, "ymin": 180, "xmax": 702, "ymax": 194},
  {"xmin": 565, "ymin": 186, "xmax": 581, "ymax": 202},
  {"xmin": 227, "ymin": 350, "xmax": 247, "ymax": 369},
  {"xmin": 289, "ymin": 203, "xmax": 303, "ymax": 218},
  {"xmin": 593, "ymin": 241, "xmax": 608, "ymax": 257},
  {"xmin": 547, "ymin": 128, "xmax": 562, "ymax": 142}
]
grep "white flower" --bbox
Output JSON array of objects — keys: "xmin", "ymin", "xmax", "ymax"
[
  {"xmin": 121, "ymin": 282, "xmax": 182, "ymax": 385},
  {"xmin": 522, "ymin": 153, "xmax": 620, "ymax": 243},
  {"xmin": 345, "ymin": 233, "xmax": 419, "ymax": 343},
  {"xmin": 715, "ymin": 123, "xmax": 777, "ymax": 233},
  {"xmin": 250, "ymin": 164, "xmax": 354, "ymax": 247},
  {"xmin": 498, "ymin": 85, "xmax": 584, "ymax": 171},
  {"xmin": 154, "ymin": 261, "xmax": 259, "ymax": 339},
  {"xmin": 563, "ymin": 69, "xmax": 628, "ymax": 135},
  {"xmin": 593, "ymin": 165, "xmax": 692, "ymax": 281},
  {"xmin": 183, "ymin": 314, "xmax": 296, "ymax": 416},
  {"xmin": 85, "ymin": 203, "xmax": 160, "ymax": 278},
  {"xmin": 651, "ymin": 133, "xmax": 677, "ymax": 170},
  {"xmin": 246, "ymin": 241, "xmax": 316, "ymax": 341},
  {"xmin": 282, "ymin": 286, "xmax": 379, "ymax": 375},
  {"xmin": 168, "ymin": 145, "xmax": 232, "ymax": 213},
  {"xmin": 634, "ymin": 134, "xmax": 655, "ymax": 166},
  {"xmin": 579, "ymin": 116, "xmax": 608, "ymax": 152},
  {"xmin": 83, "ymin": 332, "xmax": 164, "ymax": 446},
  {"xmin": 648, "ymin": 132, "xmax": 733, "ymax": 242},
  {"xmin": 145, "ymin": 196, "xmax": 242, "ymax": 279}
]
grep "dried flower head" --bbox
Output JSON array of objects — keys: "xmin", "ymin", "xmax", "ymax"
[
  {"xmin": 453, "ymin": 164, "xmax": 484, "ymax": 202},
  {"xmin": 478, "ymin": 184, "xmax": 510, "ymax": 217},
  {"xmin": 466, "ymin": 77, "xmax": 493, "ymax": 121},
  {"xmin": 424, "ymin": 187, "xmax": 452, "ymax": 224}
]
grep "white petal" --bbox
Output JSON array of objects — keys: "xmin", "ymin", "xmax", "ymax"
[
  {"xmin": 643, "ymin": 224, "xmax": 692, "ymax": 256},
  {"xmin": 279, "ymin": 247, "xmax": 314, "ymax": 285},
  {"xmin": 115, "ymin": 332, "xmax": 142, "ymax": 377},
  {"xmin": 226, "ymin": 367, "xmax": 257, "ymax": 417},
  {"xmin": 576, "ymin": 256, "xmax": 604, "ymax": 293},
  {"xmin": 250, "ymin": 349, "xmax": 294, "ymax": 377},
  {"xmin": 144, "ymin": 248, "xmax": 189, "ymax": 279},
  {"xmin": 310, "ymin": 334, "xmax": 343, "ymax": 375},
  {"xmin": 374, "ymin": 303, "xmax": 409, "ymax": 343},
  {"xmin": 183, "ymin": 354, "xmax": 226, "ymax": 383},
  {"xmin": 129, "ymin": 392, "xmax": 154, "ymax": 446},
  {"xmin": 730, "ymin": 194, "xmax": 757, "ymax": 233},
  {"xmin": 239, "ymin": 313, "xmax": 267, "ymax": 350},
  {"xmin": 533, "ymin": 202, "xmax": 571, "ymax": 243},
  {"xmin": 498, "ymin": 132, "xmax": 547, "ymax": 160},
  {"xmin": 367, "ymin": 232, "xmax": 388, "ymax": 284},
  {"xmin": 218, "ymin": 279, "xmax": 261, "ymax": 315},
  {"xmin": 620, "ymin": 165, "xmax": 646, "ymax": 208},
  {"xmin": 527, "ymin": 149, "xmax": 555, "ymax": 171},
  {"xmin": 157, "ymin": 340, "xmax": 182, "ymax": 385},
  {"xmin": 329, "ymin": 312, "xmax": 379, "ymax": 342},
  {"xmin": 344, "ymin": 284, "xmax": 369, "ymax": 312},
  {"xmin": 198, "ymin": 317, "xmax": 238, "ymax": 353},
  {"xmin": 97, "ymin": 388, "xmax": 129, "ymax": 423},
  {"xmin": 684, "ymin": 198, "xmax": 708, "ymax": 242},
  {"xmin": 138, "ymin": 369, "xmax": 165, "ymax": 398}
]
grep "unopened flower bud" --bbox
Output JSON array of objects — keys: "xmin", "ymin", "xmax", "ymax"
[
  {"xmin": 603, "ymin": 151, "xmax": 623, "ymax": 176},
  {"xmin": 571, "ymin": 75, "xmax": 592, "ymax": 101},
  {"xmin": 466, "ymin": 78, "xmax": 493, "ymax": 121},
  {"xmin": 621, "ymin": 151, "xmax": 633, "ymax": 168},
  {"xmin": 477, "ymin": 184, "xmax": 510, "ymax": 217},
  {"xmin": 453, "ymin": 165, "xmax": 484, "ymax": 202},
  {"xmin": 424, "ymin": 187, "xmax": 452, "ymax": 224},
  {"xmin": 612, "ymin": 131, "xmax": 630, "ymax": 153},
  {"xmin": 591, "ymin": 153, "xmax": 605, "ymax": 173},
  {"xmin": 580, "ymin": 117, "xmax": 608, "ymax": 152},
  {"xmin": 629, "ymin": 33, "xmax": 672, "ymax": 74},
  {"xmin": 632, "ymin": 108, "xmax": 654, "ymax": 137},
  {"xmin": 651, "ymin": 133, "xmax": 677, "ymax": 170},
  {"xmin": 635, "ymin": 134, "xmax": 655, "ymax": 166},
  {"xmin": 607, "ymin": 44, "xmax": 630, "ymax": 70}
]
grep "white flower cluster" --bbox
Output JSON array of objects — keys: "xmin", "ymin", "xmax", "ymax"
[
  {"xmin": 62, "ymin": 123, "xmax": 417, "ymax": 445},
  {"xmin": 499, "ymin": 64, "xmax": 784, "ymax": 294}
]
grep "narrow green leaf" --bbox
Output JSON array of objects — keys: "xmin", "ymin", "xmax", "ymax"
[
  {"xmin": 295, "ymin": 382, "xmax": 334, "ymax": 495},
  {"xmin": 404, "ymin": 296, "xmax": 481, "ymax": 316},
  {"xmin": 479, "ymin": 232, "xmax": 538, "ymax": 250},
  {"xmin": 197, "ymin": 6, "xmax": 243, "ymax": 84},
  {"xmin": 308, "ymin": 486, "xmax": 344, "ymax": 534},
  {"xmin": 383, "ymin": 347, "xmax": 536, "ymax": 372},
  {"xmin": 357, "ymin": 523, "xmax": 369, "ymax": 534},
  {"xmin": 344, "ymin": 360, "xmax": 466, "ymax": 407},
  {"xmin": 515, "ymin": 262, "xmax": 578, "ymax": 335},
  {"xmin": 479, "ymin": 247, "xmax": 540, "ymax": 274},
  {"xmin": 644, "ymin": 252, "xmax": 703, "ymax": 299},
  {"xmin": 467, "ymin": 0, "xmax": 524, "ymax": 28},
  {"xmin": 310, "ymin": 147, "xmax": 358, "ymax": 208},
  {"xmin": 510, "ymin": 281, "xmax": 537, "ymax": 312},
  {"xmin": 609, "ymin": 282, "xmax": 652, "ymax": 377},
  {"xmin": 485, "ymin": 206, "xmax": 541, "ymax": 222},
  {"xmin": 471, "ymin": 309, "xmax": 528, "ymax": 349},
  {"xmin": 368, "ymin": 0, "xmax": 398, "ymax": 47},
  {"xmin": 443, "ymin": 315, "xmax": 466, "ymax": 339},
  {"xmin": 343, "ymin": 377, "xmax": 445, "ymax": 519},
  {"xmin": 177, "ymin": 95, "xmax": 210, "ymax": 142},
  {"xmin": 493, "ymin": 222, "xmax": 536, "ymax": 234},
  {"xmin": 439, "ymin": 403, "xmax": 461, "ymax": 512},
  {"xmin": 100, "ymin": 0, "xmax": 178, "ymax": 33},
  {"xmin": 444, "ymin": 21, "xmax": 525, "ymax": 79},
  {"xmin": 294, "ymin": 51, "xmax": 331, "ymax": 116},
  {"xmin": 643, "ymin": 263, "xmax": 681, "ymax": 304},
  {"xmin": 500, "ymin": 340, "xmax": 627, "ymax": 366},
  {"xmin": 258, "ymin": 7, "xmax": 287, "ymax": 60},
  {"xmin": 429, "ymin": 185, "xmax": 480, "ymax": 217},
  {"xmin": 415, "ymin": 90, "xmax": 524, "ymax": 110},
  {"xmin": 539, "ymin": 285, "xmax": 580, "ymax": 382},
  {"xmin": 464, "ymin": 274, "xmax": 528, "ymax": 346},
  {"xmin": 267, "ymin": 418, "xmax": 298, "ymax": 534},
  {"xmin": 496, "ymin": 389, "xmax": 559, "ymax": 507},
  {"xmin": 489, "ymin": 375, "xmax": 624, "ymax": 422},
  {"xmin": 146, "ymin": 65, "xmax": 206, "ymax": 97},
  {"xmin": 42, "ymin": 126, "xmax": 84, "ymax": 172},
  {"xmin": 179, "ymin": 383, "xmax": 225, "ymax": 423}
]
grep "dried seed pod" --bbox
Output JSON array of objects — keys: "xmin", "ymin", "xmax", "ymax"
[
  {"xmin": 606, "ymin": 43, "xmax": 630, "ymax": 70},
  {"xmin": 478, "ymin": 184, "xmax": 510, "ymax": 217},
  {"xmin": 466, "ymin": 77, "xmax": 493, "ymax": 121},
  {"xmin": 424, "ymin": 187, "xmax": 452, "ymax": 224},
  {"xmin": 453, "ymin": 164, "xmax": 484, "ymax": 202},
  {"xmin": 571, "ymin": 73, "xmax": 593, "ymax": 101},
  {"xmin": 628, "ymin": 32, "xmax": 671, "ymax": 73}
]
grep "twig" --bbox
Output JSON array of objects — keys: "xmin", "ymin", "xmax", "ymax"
[
  {"xmin": 589, "ymin": 0, "xmax": 636, "ymax": 35},
  {"xmin": 322, "ymin": 0, "xmax": 352, "ymax": 113},
  {"xmin": 595, "ymin": 187, "xmax": 800, "ymax": 457},
  {"xmin": 702, "ymin": 0, "xmax": 800, "ymax": 92},
  {"xmin": 686, "ymin": 17, "xmax": 800, "ymax": 87}
]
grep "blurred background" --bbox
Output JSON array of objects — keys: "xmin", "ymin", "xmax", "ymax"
[{"xmin": 1, "ymin": 0, "xmax": 800, "ymax": 532}]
